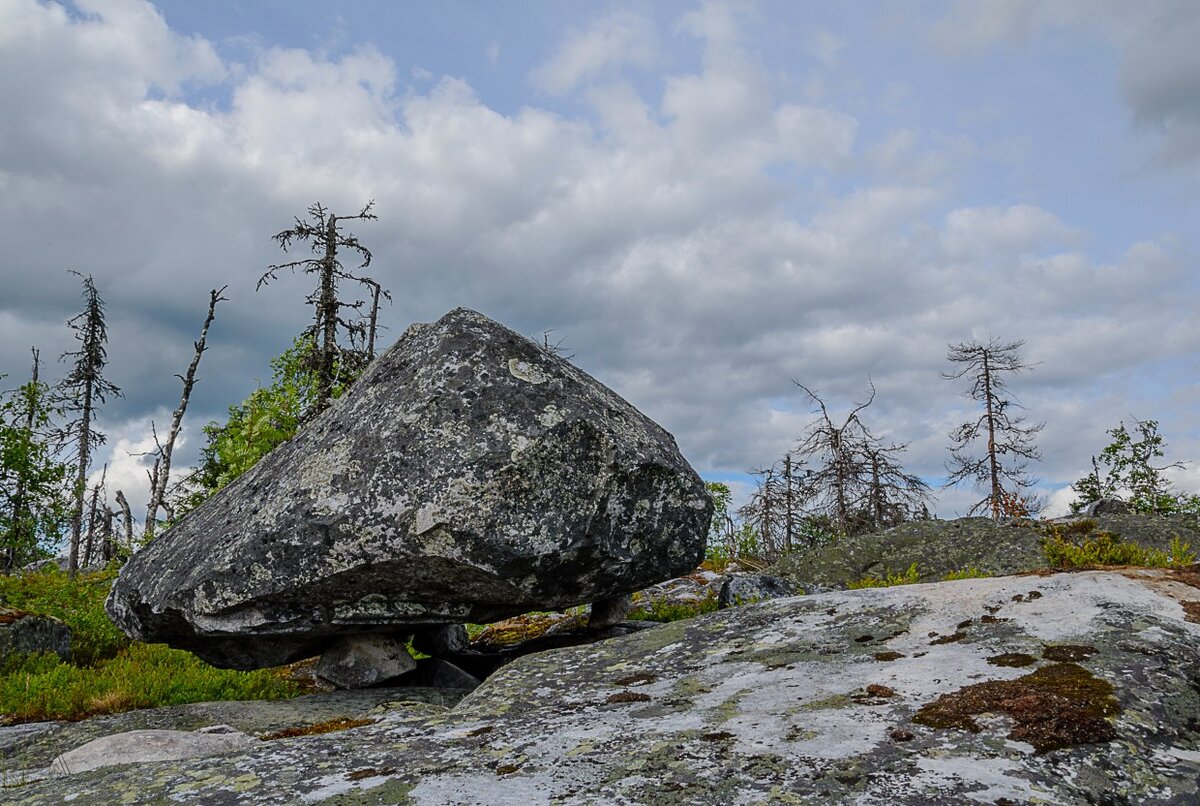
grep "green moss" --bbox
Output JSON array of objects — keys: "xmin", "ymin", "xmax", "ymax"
[
  {"xmin": 628, "ymin": 592, "xmax": 719, "ymax": 623},
  {"xmin": 940, "ymin": 567, "xmax": 992, "ymax": 581},
  {"xmin": 913, "ymin": 662, "xmax": 1119, "ymax": 753}
]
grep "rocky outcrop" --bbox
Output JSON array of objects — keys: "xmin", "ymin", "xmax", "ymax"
[
  {"xmin": 11, "ymin": 568, "xmax": 1200, "ymax": 804},
  {"xmin": 107, "ymin": 308, "xmax": 711, "ymax": 669},
  {"xmin": 769, "ymin": 514, "xmax": 1200, "ymax": 589},
  {"xmin": 717, "ymin": 573, "xmax": 796, "ymax": 608}
]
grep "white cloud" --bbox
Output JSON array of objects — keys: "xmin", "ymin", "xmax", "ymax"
[
  {"xmin": 0, "ymin": 0, "xmax": 1196, "ymax": 522},
  {"xmin": 531, "ymin": 9, "xmax": 657, "ymax": 95}
]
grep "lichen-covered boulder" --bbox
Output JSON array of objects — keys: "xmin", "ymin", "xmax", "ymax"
[{"xmin": 107, "ymin": 308, "xmax": 711, "ymax": 669}]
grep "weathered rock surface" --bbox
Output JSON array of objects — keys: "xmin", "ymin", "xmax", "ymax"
[
  {"xmin": 769, "ymin": 514, "xmax": 1200, "ymax": 589},
  {"xmin": 0, "ymin": 608, "xmax": 71, "ymax": 664},
  {"xmin": 107, "ymin": 308, "xmax": 711, "ymax": 669},
  {"xmin": 49, "ymin": 726, "xmax": 256, "ymax": 775},
  {"xmin": 13, "ymin": 568, "xmax": 1200, "ymax": 804}
]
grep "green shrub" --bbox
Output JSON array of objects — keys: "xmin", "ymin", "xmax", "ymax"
[
  {"xmin": 0, "ymin": 643, "xmax": 299, "ymax": 723},
  {"xmin": 848, "ymin": 562, "xmax": 921, "ymax": 589},
  {"xmin": 0, "ymin": 568, "xmax": 127, "ymax": 664},
  {"xmin": 1042, "ymin": 529, "xmax": 1195, "ymax": 569},
  {"xmin": 940, "ymin": 567, "xmax": 992, "ymax": 581}
]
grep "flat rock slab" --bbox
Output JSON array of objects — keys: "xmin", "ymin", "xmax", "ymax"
[
  {"xmin": 108, "ymin": 308, "xmax": 711, "ymax": 669},
  {"xmin": 49, "ymin": 726, "xmax": 256, "ymax": 775},
  {"xmin": 12, "ymin": 569, "xmax": 1200, "ymax": 804},
  {"xmin": 1, "ymin": 688, "xmax": 466, "ymax": 771}
]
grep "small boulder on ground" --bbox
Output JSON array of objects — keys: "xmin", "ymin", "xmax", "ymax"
[
  {"xmin": 315, "ymin": 634, "xmax": 417, "ymax": 689},
  {"xmin": 0, "ymin": 608, "xmax": 71, "ymax": 665},
  {"xmin": 717, "ymin": 573, "xmax": 797, "ymax": 608},
  {"xmin": 106, "ymin": 308, "xmax": 712, "ymax": 669}
]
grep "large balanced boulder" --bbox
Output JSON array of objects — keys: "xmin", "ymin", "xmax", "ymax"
[{"xmin": 107, "ymin": 308, "xmax": 711, "ymax": 669}]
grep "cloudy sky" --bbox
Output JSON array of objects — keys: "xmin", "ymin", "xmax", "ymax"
[{"xmin": 2, "ymin": 0, "xmax": 1198, "ymax": 522}]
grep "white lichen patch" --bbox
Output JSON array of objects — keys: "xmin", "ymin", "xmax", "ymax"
[{"xmin": 507, "ymin": 358, "xmax": 548, "ymax": 384}]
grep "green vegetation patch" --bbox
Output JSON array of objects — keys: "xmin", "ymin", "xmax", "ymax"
[
  {"xmin": 628, "ymin": 592, "xmax": 719, "ymax": 623},
  {"xmin": 0, "ymin": 568, "xmax": 300, "ymax": 723},
  {"xmin": 1040, "ymin": 521, "xmax": 1195, "ymax": 569},
  {"xmin": 913, "ymin": 662, "xmax": 1119, "ymax": 753},
  {"xmin": 0, "ymin": 568, "xmax": 127, "ymax": 664},
  {"xmin": 848, "ymin": 562, "xmax": 920, "ymax": 589},
  {"xmin": 1, "ymin": 643, "xmax": 300, "ymax": 723}
]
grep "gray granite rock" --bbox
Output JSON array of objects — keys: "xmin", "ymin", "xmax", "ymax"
[
  {"xmin": 717, "ymin": 573, "xmax": 797, "ymax": 608},
  {"xmin": 11, "ymin": 569, "xmax": 1200, "ymax": 804},
  {"xmin": 107, "ymin": 308, "xmax": 711, "ymax": 669},
  {"xmin": 411, "ymin": 624, "xmax": 469, "ymax": 657},
  {"xmin": 315, "ymin": 634, "xmax": 418, "ymax": 689}
]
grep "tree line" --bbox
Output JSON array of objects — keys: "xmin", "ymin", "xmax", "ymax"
[
  {"xmin": 709, "ymin": 338, "xmax": 1199, "ymax": 564},
  {"xmin": 0, "ymin": 202, "xmax": 386, "ymax": 574}
]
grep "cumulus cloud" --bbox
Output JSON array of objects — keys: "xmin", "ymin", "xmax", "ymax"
[
  {"xmin": 0, "ymin": 0, "xmax": 1197, "ymax": 522},
  {"xmin": 530, "ymin": 9, "xmax": 658, "ymax": 95}
]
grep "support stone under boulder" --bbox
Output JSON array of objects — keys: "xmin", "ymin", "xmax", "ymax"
[{"xmin": 106, "ymin": 308, "xmax": 712, "ymax": 669}]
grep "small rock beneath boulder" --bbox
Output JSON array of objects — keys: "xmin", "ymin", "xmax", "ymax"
[
  {"xmin": 718, "ymin": 574, "xmax": 797, "ymax": 609},
  {"xmin": 107, "ymin": 307, "xmax": 711, "ymax": 669},
  {"xmin": 588, "ymin": 594, "xmax": 633, "ymax": 629},
  {"xmin": 405, "ymin": 657, "xmax": 482, "ymax": 691},
  {"xmin": 49, "ymin": 726, "xmax": 255, "ymax": 775},
  {"xmin": 315, "ymin": 635, "xmax": 417, "ymax": 689},
  {"xmin": 411, "ymin": 624, "xmax": 469, "ymax": 657},
  {"xmin": 0, "ymin": 608, "xmax": 71, "ymax": 664}
]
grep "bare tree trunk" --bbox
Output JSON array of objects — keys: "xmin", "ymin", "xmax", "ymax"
[
  {"xmin": 366, "ymin": 281, "xmax": 381, "ymax": 360},
  {"xmin": 315, "ymin": 215, "xmax": 340, "ymax": 410},
  {"xmin": 82, "ymin": 465, "xmax": 106, "ymax": 569},
  {"xmin": 115, "ymin": 490, "xmax": 133, "ymax": 553},
  {"xmin": 144, "ymin": 287, "xmax": 226, "ymax": 541},
  {"xmin": 981, "ymin": 351, "xmax": 1001, "ymax": 520},
  {"xmin": 67, "ymin": 372, "xmax": 94, "ymax": 578},
  {"xmin": 783, "ymin": 454, "xmax": 793, "ymax": 554}
]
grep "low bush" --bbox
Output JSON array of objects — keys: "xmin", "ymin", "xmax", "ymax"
[
  {"xmin": 848, "ymin": 562, "xmax": 921, "ymax": 589},
  {"xmin": 1042, "ymin": 530, "xmax": 1195, "ymax": 569},
  {"xmin": 940, "ymin": 567, "xmax": 992, "ymax": 581}
]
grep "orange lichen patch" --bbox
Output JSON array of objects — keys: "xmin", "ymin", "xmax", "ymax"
[
  {"xmin": 259, "ymin": 717, "xmax": 377, "ymax": 741},
  {"xmin": 0, "ymin": 607, "xmax": 33, "ymax": 624},
  {"xmin": 612, "ymin": 671, "xmax": 658, "ymax": 687},
  {"xmin": 1183, "ymin": 601, "xmax": 1200, "ymax": 624},
  {"xmin": 471, "ymin": 612, "xmax": 583, "ymax": 647},
  {"xmin": 913, "ymin": 663, "xmax": 1119, "ymax": 754},
  {"xmin": 606, "ymin": 691, "xmax": 651, "ymax": 704},
  {"xmin": 987, "ymin": 653, "xmax": 1037, "ymax": 668},
  {"xmin": 865, "ymin": 684, "xmax": 896, "ymax": 698},
  {"xmin": 930, "ymin": 631, "xmax": 967, "ymax": 645}
]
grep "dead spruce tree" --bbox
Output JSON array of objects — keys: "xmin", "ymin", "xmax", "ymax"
[
  {"xmin": 259, "ymin": 201, "xmax": 389, "ymax": 415},
  {"xmin": 142, "ymin": 286, "xmax": 227, "ymax": 542},
  {"xmin": 793, "ymin": 380, "xmax": 930, "ymax": 535},
  {"xmin": 58, "ymin": 272, "xmax": 122, "ymax": 576},
  {"xmin": 943, "ymin": 338, "xmax": 1043, "ymax": 519}
]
